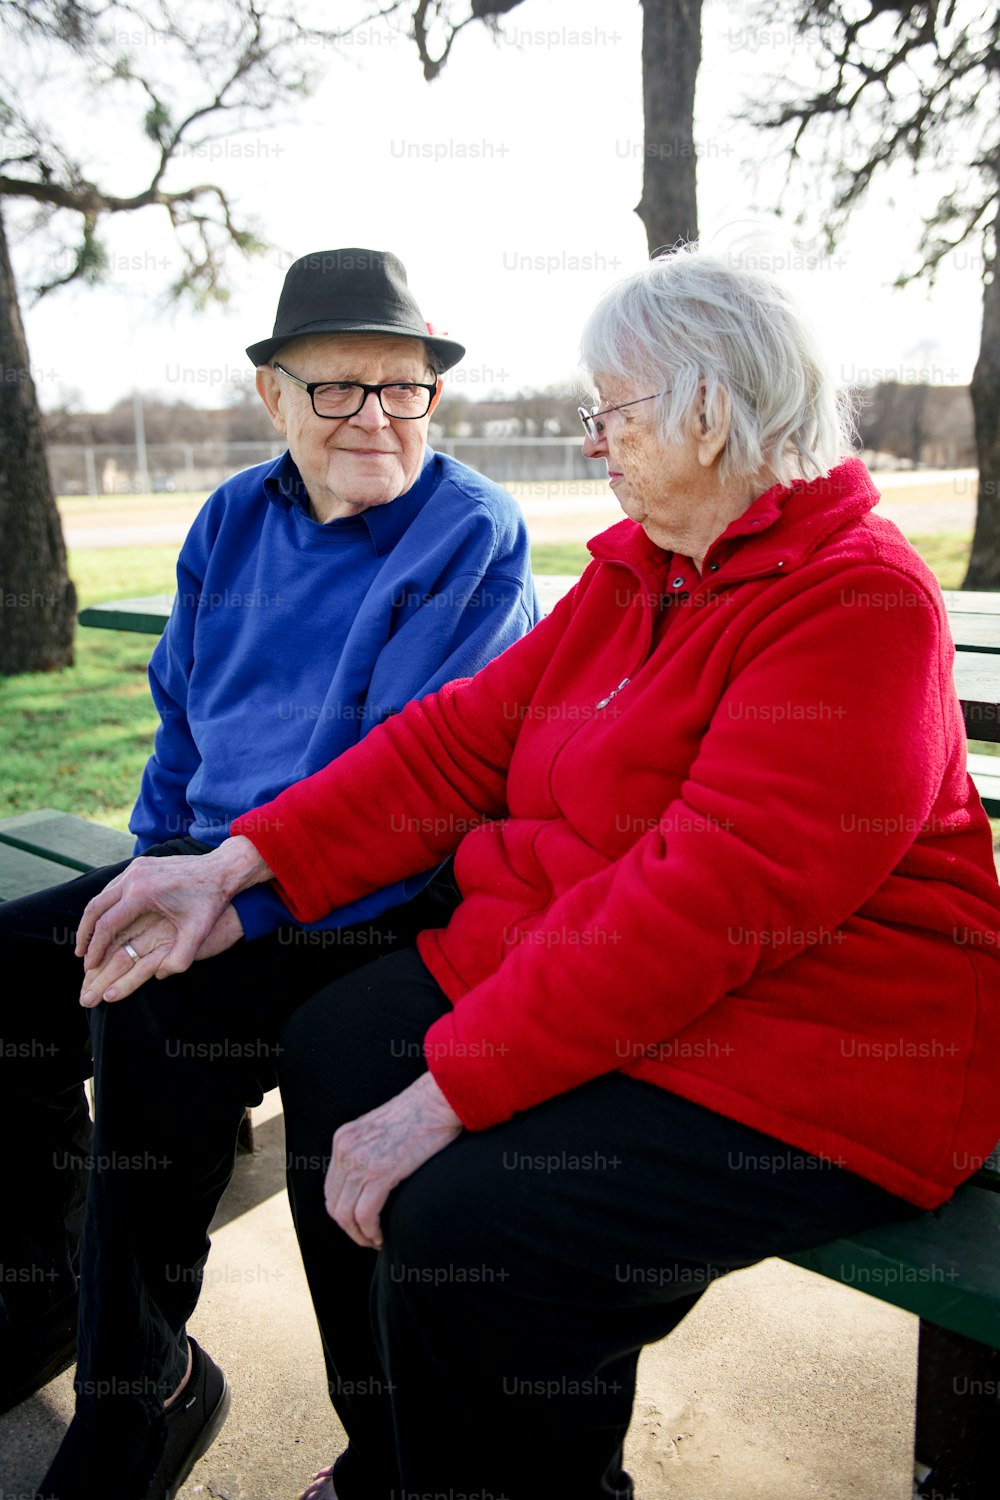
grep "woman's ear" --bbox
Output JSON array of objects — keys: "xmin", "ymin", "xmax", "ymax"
[{"xmin": 695, "ymin": 383, "xmax": 730, "ymax": 469}]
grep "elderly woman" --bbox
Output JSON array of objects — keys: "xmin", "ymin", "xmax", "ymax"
[{"xmin": 79, "ymin": 249, "xmax": 1000, "ymax": 1500}]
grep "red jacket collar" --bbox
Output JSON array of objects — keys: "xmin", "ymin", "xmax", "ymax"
[{"xmin": 587, "ymin": 458, "xmax": 881, "ymax": 585}]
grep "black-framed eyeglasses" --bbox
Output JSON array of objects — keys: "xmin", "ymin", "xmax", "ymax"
[
  {"xmin": 577, "ymin": 390, "xmax": 668, "ymax": 441},
  {"xmin": 273, "ymin": 363, "xmax": 437, "ymax": 420}
]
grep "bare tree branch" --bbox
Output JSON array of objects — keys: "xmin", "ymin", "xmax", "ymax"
[
  {"xmin": 752, "ymin": 1, "xmax": 999, "ymax": 276},
  {"xmin": 412, "ymin": 0, "xmax": 478, "ymax": 80},
  {"xmin": 0, "ymin": 0, "xmax": 321, "ymax": 302},
  {"xmin": 750, "ymin": 0, "xmax": 1000, "ymax": 583}
]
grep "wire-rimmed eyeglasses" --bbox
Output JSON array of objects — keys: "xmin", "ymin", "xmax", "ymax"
[
  {"xmin": 577, "ymin": 390, "xmax": 668, "ymax": 441},
  {"xmin": 273, "ymin": 363, "xmax": 437, "ymax": 420}
]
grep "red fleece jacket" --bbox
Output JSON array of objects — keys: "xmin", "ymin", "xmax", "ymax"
[{"xmin": 235, "ymin": 459, "xmax": 1000, "ymax": 1209}]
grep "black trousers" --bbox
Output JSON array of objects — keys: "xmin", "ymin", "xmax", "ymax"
[
  {"xmin": 0, "ymin": 841, "xmax": 457, "ymax": 1438},
  {"xmin": 277, "ymin": 946, "xmax": 921, "ymax": 1500}
]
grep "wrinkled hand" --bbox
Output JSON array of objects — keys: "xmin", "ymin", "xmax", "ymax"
[
  {"xmin": 80, "ymin": 904, "xmax": 245, "ymax": 1007},
  {"xmin": 325, "ymin": 1072, "xmax": 463, "ymax": 1249},
  {"xmin": 76, "ymin": 836, "xmax": 270, "ymax": 1005}
]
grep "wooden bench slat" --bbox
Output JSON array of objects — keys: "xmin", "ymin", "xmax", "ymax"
[
  {"xmin": 0, "ymin": 844, "xmax": 90, "ymax": 901},
  {"xmin": 941, "ymin": 589, "xmax": 1000, "ymax": 616},
  {"xmin": 980, "ymin": 1144, "xmax": 1000, "ymax": 1189},
  {"xmin": 954, "ymin": 655, "xmax": 1000, "ymax": 743},
  {"xmin": 78, "ymin": 594, "xmax": 174, "ymax": 635},
  {"xmin": 77, "ymin": 585, "xmax": 1000, "ymax": 629},
  {"xmin": 78, "ymin": 583, "xmax": 584, "ymax": 635},
  {"xmin": 0, "ymin": 809, "xmax": 134, "ymax": 872},
  {"xmin": 786, "ymin": 1182, "xmax": 1000, "ymax": 1347},
  {"xmin": 967, "ymin": 752, "xmax": 1000, "ymax": 815},
  {"xmin": 952, "ymin": 615, "xmax": 1000, "ymax": 654}
]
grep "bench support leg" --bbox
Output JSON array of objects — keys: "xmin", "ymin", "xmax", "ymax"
[
  {"xmin": 915, "ymin": 1319, "xmax": 999, "ymax": 1499},
  {"xmin": 236, "ymin": 1108, "xmax": 255, "ymax": 1155}
]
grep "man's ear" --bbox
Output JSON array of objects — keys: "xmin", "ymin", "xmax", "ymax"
[
  {"xmin": 695, "ymin": 383, "xmax": 730, "ymax": 469},
  {"xmin": 256, "ymin": 366, "xmax": 286, "ymax": 435},
  {"xmin": 427, "ymin": 377, "xmax": 444, "ymax": 417}
]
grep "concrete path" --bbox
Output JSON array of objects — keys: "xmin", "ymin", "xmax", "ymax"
[{"xmin": 1, "ymin": 1087, "xmax": 920, "ymax": 1500}]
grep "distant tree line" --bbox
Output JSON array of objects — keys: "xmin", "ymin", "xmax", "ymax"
[
  {"xmin": 44, "ymin": 382, "xmax": 977, "ymax": 470},
  {"xmin": 44, "ymin": 388, "xmax": 274, "ymax": 447},
  {"xmin": 855, "ymin": 384, "xmax": 975, "ymax": 470}
]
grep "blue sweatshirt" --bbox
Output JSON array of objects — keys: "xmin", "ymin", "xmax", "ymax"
[{"xmin": 130, "ymin": 447, "xmax": 540, "ymax": 939}]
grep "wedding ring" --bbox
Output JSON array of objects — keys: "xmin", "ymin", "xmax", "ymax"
[{"xmin": 123, "ymin": 942, "xmax": 140, "ymax": 964}]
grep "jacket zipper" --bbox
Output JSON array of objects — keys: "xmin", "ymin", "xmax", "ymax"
[{"xmin": 595, "ymin": 677, "xmax": 631, "ymax": 710}]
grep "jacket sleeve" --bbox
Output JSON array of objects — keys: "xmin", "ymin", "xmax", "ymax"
[
  {"xmin": 232, "ymin": 593, "xmax": 574, "ymax": 918},
  {"xmin": 128, "ymin": 548, "xmax": 206, "ymax": 852},
  {"xmin": 420, "ymin": 563, "xmax": 957, "ymax": 1128}
]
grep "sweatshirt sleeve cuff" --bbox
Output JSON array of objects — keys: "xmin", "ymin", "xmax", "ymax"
[
  {"xmin": 232, "ymin": 870, "xmax": 440, "ymax": 944},
  {"xmin": 231, "ymin": 884, "xmax": 295, "ymax": 942}
]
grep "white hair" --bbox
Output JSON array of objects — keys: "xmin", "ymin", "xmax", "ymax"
[{"xmin": 579, "ymin": 245, "xmax": 856, "ymax": 486}]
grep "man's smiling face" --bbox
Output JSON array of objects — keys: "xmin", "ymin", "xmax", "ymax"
[{"xmin": 256, "ymin": 332, "xmax": 442, "ymax": 522}]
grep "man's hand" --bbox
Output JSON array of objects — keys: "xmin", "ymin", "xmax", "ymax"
[
  {"xmin": 325, "ymin": 1072, "xmax": 463, "ymax": 1249},
  {"xmin": 80, "ymin": 905, "xmax": 245, "ymax": 1007},
  {"xmin": 76, "ymin": 836, "xmax": 272, "ymax": 1004}
]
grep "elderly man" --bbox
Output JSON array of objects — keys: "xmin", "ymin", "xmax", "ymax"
[{"xmin": 0, "ymin": 248, "xmax": 538, "ymax": 1499}]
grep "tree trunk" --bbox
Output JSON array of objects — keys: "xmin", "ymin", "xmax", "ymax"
[
  {"xmin": 0, "ymin": 201, "xmax": 76, "ymax": 672},
  {"xmin": 636, "ymin": 0, "xmax": 702, "ymax": 254},
  {"xmin": 964, "ymin": 194, "xmax": 1000, "ymax": 589}
]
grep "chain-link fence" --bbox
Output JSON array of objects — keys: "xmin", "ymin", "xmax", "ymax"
[
  {"xmin": 48, "ymin": 437, "xmax": 595, "ymax": 496},
  {"xmin": 48, "ymin": 441, "xmax": 285, "ymax": 497}
]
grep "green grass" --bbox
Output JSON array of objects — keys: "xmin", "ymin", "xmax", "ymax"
[
  {"xmin": 0, "ymin": 530, "xmax": 992, "ymax": 834},
  {"xmin": 0, "ymin": 548, "xmax": 179, "ymax": 829},
  {"xmin": 905, "ymin": 534, "xmax": 971, "ymax": 590},
  {"xmin": 0, "ymin": 634, "xmax": 159, "ymax": 829},
  {"xmin": 531, "ymin": 542, "xmax": 592, "ymax": 575},
  {"xmin": 70, "ymin": 547, "xmax": 180, "ymax": 607}
]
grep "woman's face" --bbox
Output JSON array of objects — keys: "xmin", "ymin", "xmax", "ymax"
[{"xmin": 582, "ymin": 380, "xmax": 707, "ymax": 552}]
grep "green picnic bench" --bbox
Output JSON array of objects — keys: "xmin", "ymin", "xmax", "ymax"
[{"xmin": 2, "ymin": 581, "xmax": 997, "ymax": 1493}]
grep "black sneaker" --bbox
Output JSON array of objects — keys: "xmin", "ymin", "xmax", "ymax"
[
  {"xmin": 0, "ymin": 1291, "xmax": 77, "ymax": 1414},
  {"xmin": 141, "ymin": 1337, "xmax": 231, "ymax": 1500},
  {"xmin": 33, "ymin": 1337, "xmax": 229, "ymax": 1500}
]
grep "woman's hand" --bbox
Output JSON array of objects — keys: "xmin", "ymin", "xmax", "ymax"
[
  {"xmin": 76, "ymin": 837, "xmax": 272, "ymax": 1003},
  {"xmin": 79, "ymin": 904, "xmax": 245, "ymax": 1006},
  {"xmin": 325, "ymin": 1072, "xmax": 464, "ymax": 1250}
]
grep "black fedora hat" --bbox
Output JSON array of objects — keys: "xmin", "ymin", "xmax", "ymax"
[{"xmin": 245, "ymin": 248, "xmax": 465, "ymax": 370}]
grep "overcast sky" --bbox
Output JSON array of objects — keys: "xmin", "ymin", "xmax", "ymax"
[{"xmin": 9, "ymin": 0, "xmax": 983, "ymax": 412}]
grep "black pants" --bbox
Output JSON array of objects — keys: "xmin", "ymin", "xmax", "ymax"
[
  {"xmin": 277, "ymin": 945, "xmax": 921, "ymax": 1500},
  {"xmin": 0, "ymin": 840, "xmax": 457, "ymax": 1437}
]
